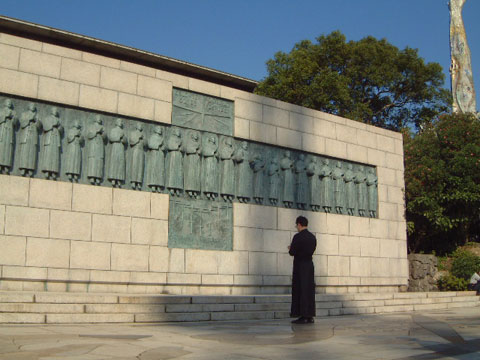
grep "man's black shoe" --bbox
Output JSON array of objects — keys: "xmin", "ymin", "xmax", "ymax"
[
  {"xmin": 307, "ymin": 317, "xmax": 314, "ymax": 323},
  {"xmin": 291, "ymin": 317, "xmax": 308, "ymax": 324}
]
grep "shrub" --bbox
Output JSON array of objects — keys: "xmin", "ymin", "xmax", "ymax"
[
  {"xmin": 450, "ymin": 248, "xmax": 480, "ymax": 280},
  {"xmin": 437, "ymin": 274, "xmax": 468, "ymax": 291}
]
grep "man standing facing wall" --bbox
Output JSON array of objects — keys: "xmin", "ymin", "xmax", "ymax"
[{"xmin": 288, "ymin": 216, "xmax": 317, "ymax": 324}]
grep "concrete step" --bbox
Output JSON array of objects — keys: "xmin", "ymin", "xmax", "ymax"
[{"xmin": 0, "ymin": 290, "xmax": 478, "ymax": 324}]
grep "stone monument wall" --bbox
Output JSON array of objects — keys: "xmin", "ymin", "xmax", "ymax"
[{"xmin": 0, "ymin": 29, "xmax": 407, "ymax": 294}]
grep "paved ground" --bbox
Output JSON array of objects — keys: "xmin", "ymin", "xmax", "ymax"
[{"xmin": 1, "ymin": 307, "xmax": 480, "ymax": 359}]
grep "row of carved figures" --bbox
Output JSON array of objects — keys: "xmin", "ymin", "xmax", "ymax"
[{"xmin": 0, "ymin": 99, "xmax": 378, "ymax": 217}]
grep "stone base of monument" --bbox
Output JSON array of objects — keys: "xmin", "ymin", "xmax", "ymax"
[{"xmin": 0, "ymin": 291, "xmax": 478, "ymax": 324}]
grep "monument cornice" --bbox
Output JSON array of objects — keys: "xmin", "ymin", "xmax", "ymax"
[{"xmin": 0, "ymin": 15, "xmax": 258, "ymax": 93}]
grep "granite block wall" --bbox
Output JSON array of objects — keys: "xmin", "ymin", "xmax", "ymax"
[{"xmin": 0, "ymin": 31, "xmax": 407, "ymax": 294}]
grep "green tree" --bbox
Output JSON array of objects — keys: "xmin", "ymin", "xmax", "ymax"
[
  {"xmin": 405, "ymin": 113, "xmax": 480, "ymax": 254},
  {"xmin": 255, "ymin": 31, "xmax": 450, "ymax": 131}
]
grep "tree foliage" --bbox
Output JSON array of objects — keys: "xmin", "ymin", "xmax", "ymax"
[
  {"xmin": 255, "ymin": 31, "xmax": 450, "ymax": 131},
  {"xmin": 405, "ymin": 113, "xmax": 480, "ymax": 254}
]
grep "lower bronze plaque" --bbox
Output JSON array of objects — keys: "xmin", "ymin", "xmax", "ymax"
[{"xmin": 168, "ymin": 198, "xmax": 233, "ymax": 251}]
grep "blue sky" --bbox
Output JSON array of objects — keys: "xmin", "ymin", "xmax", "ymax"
[{"xmin": 1, "ymin": 0, "xmax": 479, "ymax": 108}]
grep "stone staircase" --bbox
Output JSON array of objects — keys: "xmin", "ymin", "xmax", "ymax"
[{"xmin": 0, "ymin": 291, "xmax": 478, "ymax": 324}]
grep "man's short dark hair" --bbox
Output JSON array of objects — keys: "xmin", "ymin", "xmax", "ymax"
[{"xmin": 296, "ymin": 216, "xmax": 308, "ymax": 227}]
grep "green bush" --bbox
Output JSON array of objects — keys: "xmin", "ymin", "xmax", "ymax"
[
  {"xmin": 437, "ymin": 274, "xmax": 468, "ymax": 291},
  {"xmin": 437, "ymin": 256, "xmax": 449, "ymax": 271},
  {"xmin": 450, "ymin": 248, "xmax": 480, "ymax": 280}
]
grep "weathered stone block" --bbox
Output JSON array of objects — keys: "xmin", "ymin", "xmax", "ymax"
[
  {"xmin": 394, "ymin": 138, "xmax": 404, "ymax": 155},
  {"xmin": 0, "ymin": 205, "xmax": 4, "ymax": 234},
  {"xmin": 137, "ymin": 75, "xmax": 172, "ymax": 101},
  {"xmin": 376, "ymin": 134, "xmax": 395, "ymax": 153},
  {"xmin": 378, "ymin": 202, "xmax": 398, "ymax": 221},
  {"xmin": 377, "ymin": 167, "xmax": 396, "ymax": 186},
  {"xmin": 338, "ymin": 236, "xmax": 361, "ymax": 256},
  {"xmin": 0, "ymin": 175, "xmax": 29, "ymax": 206},
  {"xmin": 120, "ymin": 61, "xmax": 156, "ymax": 76},
  {"xmin": 148, "ymin": 245, "xmax": 169, "ymax": 273},
  {"xmin": 367, "ymin": 148, "xmax": 387, "ymax": 167},
  {"xmin": 154, "ymin": 99, "xmax": 172, "ymax": 124},
  {"xmin": 50, "ymin": 210, "xmax": 91, "ymax": 241},
  {"xmin": 156, "ymin": 69, "xmax": 189, "ymax": 88},
  {"xmin": 47, "ymin": 268, "xmax": 90, "ymax": 281},
  {"xmin": 118, "ymin": 92, "xmax": 155, "ymax": 120},
  {"xmin": 235, "ymin": 98, "xmax": 262, "ymax": 122},
  {"xmin": 38, "ymin": 76, "xmax": 80, "ymax": 106},
  {"xmin": 167, "ymin": 273, "xmax": 201, "ymax": 285},
  {"xmin": 313, "ymin": 254, "xmax": 328, "ymax": 276},
  {"xmin": 357, "ymin": 129, "xmax": 377, "ymax": 149},
  {"xmin": 349, "ymin": 217, "xmax": 371, "ymax": 237},
  {"xmin": 26, "ymin": 237, "xmax": 69, "ymax": 268},
  {"xmin": 29, "ymin": 178, "xmax": 72, "ymax": 210},
  {"xmin": 387, "ymin": 186, "xmax": 404, "ymax": 205},
  {"xmin": 249, "ymin": 121, "xmax": 277, "ymax": 145},
  {"xmin": 5, "ymin": 206, "xmax": 49, "ymax": 238},
  {"xmin": 276, "ymin": 207, "xmax": 304, "ymax": 231},
  {"xmin": 263, "ymin": 105, "xmax": 289, "ymax": 128},
  {"xmin": 346, "ymin": 143, "xmax": 368, "ymax": 163},
  {"xmin": 187, "ymin": 78, "xmax": 221, "ymax": 97},
  {"xmin": 0, "ymin": 33, "xmax": 42, "ymax": 51},
  {"xmin": 335, "ymin": 124, "xmax": 357, "ymax": 144},
  {"xmin": 100, "ymin": 66, "xmax": 137, "ymax": 93},
  {"xmin": 218, "ymin": 251, "xmax": 248, "ymax": 275},
  {"xmin": 132, "ymin": 218, "xmax": 167, "ymax": 246},
  {"xmin": 130, "ymin": 271, "xmax": 166, "ymax": 284},
  {"xmin": 380, "ymin": 240, "xmax": 398, "ymax": 258},
  {"xmin": 113, "ymin": 188, "xmax": 150, "ymax": 218},
  {"xmin": 289, "ymin": 112, "xmax": 313, "ymax": 133},
  {"xmin": 233, "ymin": 275, "xmax": 262, "ymax": 285},
  {"xmin": 19, "ymin": 49, "xmax": 61, "ymax": 78},
  {"xmin": 0, "ymin": 68, "xmax": 38, "ymax": 99},
  {"xmin": 277, "ymin": 253, "xmax": 293, "ymax": 276},
  {"xmin": 42, "ymin": 43, "xmax": 82, "ymax": 59},
  {"xmin": 111, "ymin": 243, "xmax": 149, "ymax": 271},
  {"xmin": 0, "ymin": 313, "xmax": 45, "ymax": 324},
  {"xmin": 325, "ymin": 138, "xmax": 347, "ymax": 159},
  {"xmin": 360, "ymin": 237, "xmax": 380, "ymax": 257},
  {"xmin": 234, "ymin": 117, "xmax": 250, "ymax": 139},
  {"xmin": 312, "ymin": 118, "xmax": 336, "ymax": 139},
  {"xmin": 2, "ymin": 265, "xmax": 47, "ymax": 280},
  {"xmin": 150, "ymin": 193, "xmax": 169, "ymax": 220},
  {"xmin": 0, "ymin": 235, "xmax": 26, "ymax": 266},
  {"xmin": 327, "ymin": 256, "xmax": 350, "ymax": 276},
  {"xmin": 249, "ymin": 252, "xmax": 277, "ymax": 276},
  {"xmin": 70, "ymin": 240, "xmax": 111, "ymax": 270},
  {"xmin": 316, "ymin": 234, "xmax": 339, "ymax": 256},
  {"xmin": 307, "ymin": 212, "xmax": 327, "ymax": 233},
  {"xmin": 233, "ymin": 203, "xmax": 276, "ymax": 229},
  {"xmin": 263, "ymin": 229, "xmax": 291, "ymax": 253},
  {"xmin": 185, "ymin": 249, "xmax": 218, "ymax": 274},
  {"xmin": 326, "ymin": 213, "xmax": 349, "ymax": 235},
  {"xmin": 302, "ymin": 133, "xmax": 326, "ymax": 154},
  {"xmin": 72, "ymin": 184, "xmax": 113, "ymax": 214},
  {"xmin": 233, "ymin": 226, "xmax": 263, "ymax": 251},
  {"xmin": 0, "ymin": 43, "xmax": 20, "ymax": 70},
  {"xmin": 370, "ymin": 218, "xmax": 389, "ymax": 239},
  {"xmin": 350, "ymin": 257, "xmax": 371, "ymax": 277},
  {"xmin": 92, "ymin": 214, "xmax": 131, "ymax": 244},
  {"xmin": 90, "ymin": 269, "xmax": 130, "ymax": 283},
  {"xmin": 202, "ymin": 274, "xmax": 234, "ymax": 285},
  {"xmin": 370, "ymin": 257, "xmax": 389, "ymax": 277},
  {"xmin": 79, "ymin": 84, "xmax": 118, "ymax": 114},
  {"xmin": 277, "ymin": 127, "xmax": 302, "ymax": 149},
  {"xmin": 60, "ymin": 57, "xmax": 100, "ymax": 86},
  {"xmin": 386, "ymin": 153, "xmax": 404, "ymax": 171}
]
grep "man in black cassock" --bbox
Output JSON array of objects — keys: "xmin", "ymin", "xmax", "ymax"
[{"xmin": 288, "ymin": 216, "xmax": 317, "ymax": 324}]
